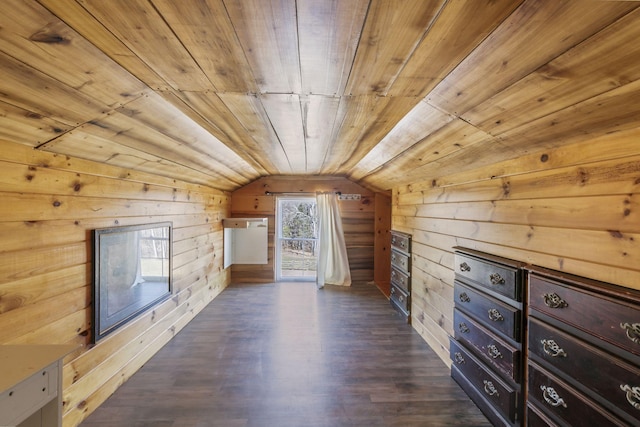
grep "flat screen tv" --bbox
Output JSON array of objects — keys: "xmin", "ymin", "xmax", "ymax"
[{"xmin": 92, "ymin": 222, "xmax": 172, "ymax": 343}]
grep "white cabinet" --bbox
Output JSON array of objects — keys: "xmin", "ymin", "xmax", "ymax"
[
  {"xmin": 0, "ymin": 345, "xmax": 76, "ymax": 427},
  {"xmin": 223, "ymin": 218, "xmax": 268, "ymax": 268}
]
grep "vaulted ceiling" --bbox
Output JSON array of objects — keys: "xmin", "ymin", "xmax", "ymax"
[{"xmin": 1, "ymin": 0, "xmax": 639, "ymax": 192}]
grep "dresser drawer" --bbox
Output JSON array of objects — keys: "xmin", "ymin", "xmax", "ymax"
[
  {"xmin": 391, "ymin": 249, "xmax": 410, "ymax": 273},
  {"xmin": 390, "ymin": 266, "xmax": 410, "ymax": 293},
  {"xmin": 528, "ymin": 317, "xmax": 640, "ymax": 422},
  {"xmin": 455, "ymin": 281, "xmax": 521, "ymax": 341},
  {"xmin": 454, "ymin": 250, "xmax": 522, "ymax": 302},
  {"xmin": 529, "ymin": 272, "xmax": 640, "ymax": 358},
  {"xmin": 528, "ymin": 361, "xmax": 628, "ymax": 427},
  {"xmin": 450, "ymin": 340, "xmax": 519, "ymax": 422},
  {"xmin": 526, "ymin": 403, "xmax": 560, "ymax": 427},
  {"xmin": 390, "ymin": 284, "xmax": 410, "ymax": 313},
  {"xmin": 390, "ymin": 231, "xmax": 411, "ymax": 254},
  {"xmin": 454, "ymin": 309, "xmax": 521, "ymax": 383}
]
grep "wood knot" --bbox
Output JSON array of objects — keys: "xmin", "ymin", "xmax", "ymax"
[
  {"xmin": 608, "ymin": 230, "xmax": 624, "ymax": 239},
  {"xmin": 502, "ymin": 180, "xmax": 511, "ymax": 197},
  {"xmin": 30, "ymin": 30, "xmax": 70, "ymax": 45}
]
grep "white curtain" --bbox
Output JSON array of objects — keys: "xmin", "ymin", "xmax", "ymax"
[{"xmin": 316, "ymin": 192, "xmax": 351, "ymax": 289}]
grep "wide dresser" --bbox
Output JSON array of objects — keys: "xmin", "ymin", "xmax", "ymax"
[
  {"xmin": 526, "ymin": 266, "xmax": 640, "ymax": 427},
  {"xmin": 389, "ymin": 230, "xmax": 411, "ymax": 323},
  {"xmin": 450, "ymin": 247, "xmax": 527, "ymax": 427}
]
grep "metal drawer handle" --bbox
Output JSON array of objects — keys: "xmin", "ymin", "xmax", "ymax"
[
  {"xmin": 488, "ymin": 308, "xmax": 504, "ymax": 322},
  {"xmin": 459, "ymin": 262, "xmax": 471, "ymax": 272},
  {"xmin": 543, "ymin": 292, "xmax": 568, "ymax": 309},
  {"xmin": 541, "ymin": 339, "xmax": 567, "ymax": 358},
  {"xmin": 483, "ymin": 380, "xmax": 499, "ymax": 397},
  {"xmin": 489, "ymin": 273, "xmax": 505, "ymax": 285},
  {"xmin": 454, "ymin": 352, "xmax": 465, "ymax": 364},
  {"xmin": 487, "ymin": 344, "xmax": 503, "ymax": 359},
  {"xmin": 459, "ymin": 292, "xmax": 470, "ymax": 303},
  {"xmin": 541, "ymin": 385, "xmax": 567, "ymax": 408},
  {"xmin": 458, "ymin": 323, "xmax": 469, "ymax": 334},
  {"xmin": 620, "ymin": 384, "xmax": 640, "ymax": 410},
  {"xmin": 398, "ymin": 294, "xmax": 405, "ymax": 303},
  {"xmin": 390, "ymin": 287, "xmax": 395, "ymax": 294},
  {"xmin": 621, "ymin": 322, "xmax": 640, "ymax": 344}
]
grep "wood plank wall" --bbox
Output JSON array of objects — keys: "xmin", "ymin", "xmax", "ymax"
[
  {"xmin": 230, "ymin": 176, "xmax": 380, "ymax": 285},
  {"xmin": 393, "ymin": 128, "xmax": 640, "ymax": 365},
  {"xmin": 0, "ymin": 139, "xmax": 230, "ymax": 426}
]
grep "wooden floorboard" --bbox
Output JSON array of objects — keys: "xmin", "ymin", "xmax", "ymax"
[{"xmin": 79, "ymin": 281, "xmax": 491, "ymax": 426}]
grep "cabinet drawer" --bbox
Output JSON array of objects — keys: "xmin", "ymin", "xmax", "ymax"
[
  {"xmin": 528, "ymin": 361, "xmax": 627, "ymax": 427},
  {"xmin": 455, "ymin": 281, "xmax": 521, "ymax": 341},
  {"xmin": 390, "ymin": 266, "xmax": 410, "ymax": 293},
  {"xmin": 0, "ymin": 361, "xmax": 58, "ymax": 426},
  {"xmin": 454, "ymin": 250, "xmax": 522, "ymax": 302},
  {"xmin": 450, "ymin": 340, "xmax": 518, "ymax": 422},
  {"xmin": 390, "ymin": 284, "xmax": 410, "ymax": 313},
  {"xmin": 528, "ymin": 317, "xmax": 640, "ymax": 423},
  {"xmin": 390, "ymin": 249, "xmax": 410, "ymax": 273},
  {"xmin": 390, "ymin": 231, "xmax": 411, "ymax": 254},
  {"xmin": 529, "ymin": 272, "xmax": 640, "ymax": 358},
  {"xmin": 454, "ymin": 309, "xmax": 521, "ymax": 383}
]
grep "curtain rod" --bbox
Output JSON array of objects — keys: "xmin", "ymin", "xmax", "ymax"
[{"xmin": 264, "ymin": 191, "xmax": 341, "ymax": 196}]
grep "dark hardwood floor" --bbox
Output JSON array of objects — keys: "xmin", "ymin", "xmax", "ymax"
[{"xmin": 80, "ymin": 281, "xmax": 491, "ymax": 427}]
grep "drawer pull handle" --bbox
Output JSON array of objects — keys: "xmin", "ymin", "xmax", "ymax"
[
  {"xmin": 483, "ymin": 380, "xmax": 499, "ymax": 397},
  {"xmin": 398, "ymin": 294, "xmax": 405, "ymax": 303},
  {"xmin": 454, "ymin": 352, "xmax": 465, "ymax": 364},
  {"xmin": 541, "ymin": 339, "xmax": 567, "ymax": 358},
  {"xmin": 459, "ymin": 292, "xmax": 470, "ymax": 303},
  {"xmin": 458, "ymin": 323, "xmax": 469, "ymax": 334},
  {"xmin": 487, "ymin": 308, "xmax": 504, "ymax": 322},
  {"xmin": 391, "ymin": 287, "xmax": 395, "ymax": 294},
  {"xmin": 620, "ymin": 384, "xmax": 640, "ymax": 410},
  {"xmin": 489, "ymin": 273, "xmax": 505, "ymax": 285},
  {"xmin": 543, "ymin": 292, "xmax": 568, "ymax": 309},
  {"xmin": 541, "ymin": 385, "xmax": 567, "ymax": 408},
  {"xmin": 487, "ymin": 344, "xmax": 503, "ymax": 359},
  {"xmin": 459, "ymin": 262, "xmax": 471, "ymax": 272},
  {"xmin": 621, "ymin": 322, "xmax": 640, "ymax": 344}
]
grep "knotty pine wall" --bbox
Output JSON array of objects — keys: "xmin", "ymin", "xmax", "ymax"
[
  {"xmin": 393, "ymin": 128, "xmax": 640, "ymax": 365},
  {"xmin": 0, "ymin": 139, "xmax": 230, "ymax": 426},
  {"xmin": 230, "ymin": 176, "xmax": 384, "ymax": 286}
]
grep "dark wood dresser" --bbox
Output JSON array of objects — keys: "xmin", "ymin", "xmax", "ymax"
[
  {"xmin": 450, "ymin": 247, "xmax": 527, "ymax": 427},
  {"xmin": 389, "ymin": 230, "xmax": 411, "ymax": 323},
  {"xmin": 526, "ymin": 266, "xmax": 640, "ymax": 427}
]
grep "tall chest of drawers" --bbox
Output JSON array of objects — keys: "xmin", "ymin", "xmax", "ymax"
[
  {"xmin": 526, "ymin": 266, "xmax": 640, "ymax": 427},
  {"xmin": 389, "ymin": 230, "xmax": 411, "ymax": 323},
  {"xmin": 450, "ymin": 247, "xmax": 526, "ymax": 427}
]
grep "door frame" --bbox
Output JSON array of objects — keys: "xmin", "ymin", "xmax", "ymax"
[{"xmin": 275, "ymin": 196, "xmax": 318, "ymax": 281}]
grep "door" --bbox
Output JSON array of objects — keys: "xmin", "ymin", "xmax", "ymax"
[{"xmin": 276, "ymin": 196, "xmax": 318, "ymax": 281}]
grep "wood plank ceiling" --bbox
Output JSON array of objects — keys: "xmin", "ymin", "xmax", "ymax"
[{"xmin": 1, "ymin": 0, "xmax": 639, "ymax": 192}]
